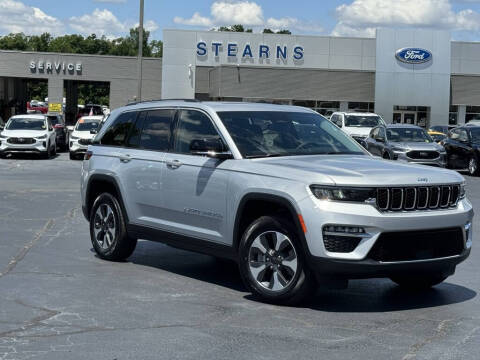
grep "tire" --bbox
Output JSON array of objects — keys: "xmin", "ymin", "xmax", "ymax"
[
  {"xmin": 69, "ymin": 152, "xmax": 75, "ymax": 160},
  {"xmin": 52, "ymin": 144, "xmax": 57, "ymax": 157},
  {"xmin": 390, "ymin": 274, "xmax": 447, "ymax": 290},
  {"xmin": 238, "ymin": 215, "xmax": 316, "ymax": 305},
  {"xmin": 383, "ymin": 152, "xmax": 391, "ymax": 160},
  {"xmin": 89, "ymin": 193, "xmax": 137, "ymax": 261},
  {"xmin": 0, "ymin": 152, "xmax": 6, "ymax": 159},
  {"xmin": 468, "ymin": 156, "xmax": 478, "ymax": 176}
]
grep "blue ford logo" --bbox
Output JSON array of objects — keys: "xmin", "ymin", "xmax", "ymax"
[{"xmin": 395, "ymin": 48, "xmax": 432, "ymax": 64}]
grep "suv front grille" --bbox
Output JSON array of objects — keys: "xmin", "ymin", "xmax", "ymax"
[
  {"xmin": 323, "ymin": 235, "xmax": 361, "ymax": 253},
  {"xmin": 376, "ymin": 185, "xmax": 460, "ymax": 211},
  {"xmin": 78, "ymin": 139, "xmax": 91, "ymax": 145},
  {"xmin": 7, "ymin": 137, "xmax": 35, "ymax": 144},
  {"xmin": 406, "ymin": 150, "xmax": 439, "ymax": 159},
  {"xmin": 368, "ymin": 227, "xmax": 464, "ymax": 262}
]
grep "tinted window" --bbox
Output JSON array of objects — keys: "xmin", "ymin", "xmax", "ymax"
[
  {"xmin": 217, "ymin": 111, "xmax": 364, "ymax": 158},
  {"xmin": 100, "ymin": 111, "xmax": 137, "ymax": 146},
  {"xmin": 470, "ymin": 128, "xmax": 480, "ymax": 143},
  {"xmin": 139, "ymin": 109, "xmax": 174, "ymax": 151},
  {"xmin": 174, "ymin": 110, "xmax": 219, "ymax": 154},
  {"xmin": 47, "ymin": 116, "xmax": 61, "ymax": 125},
  {"xmin": 370, "ymin": 128, "xmax": 378, "ymax": 138},
  {"xmin": 76, "ymin": 120, "xmax": 101, "ymax": 131},
  {"xmin": 450, "ymin": 129, "xmax": 461, "ymax": 140},
  {"xmin": 127, "ymin": 112, "xmax": 146, "ymax": 148},
  {"xmin": 378, "ymin": 127, "xmax": 386, "ymax": 139},
  {"xmin": 386, "ymin": 127, "xmax": 432, "ymax": 143}
]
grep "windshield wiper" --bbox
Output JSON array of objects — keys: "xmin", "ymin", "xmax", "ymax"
[{"xmin": 245, "ymin": 153, "xmax": 285, "ymax": 159}]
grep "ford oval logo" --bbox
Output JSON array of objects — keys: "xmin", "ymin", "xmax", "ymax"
[{"xmin": 395, "ymin": 48, "xmax": 432, "ymax": 64}]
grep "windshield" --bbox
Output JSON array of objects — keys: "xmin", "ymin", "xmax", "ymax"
[
  {"xmin": 470, "ymin": 128, "xmax": 480, "ymax": 143},
  {"xmin": 217, "ymin": 111, "xmax": 365, "ymax": 158},
  {"xmin": 344, "ymin": 115, "xmax": 382, "ymax": 127},
  {"xmin": 76, "ymin": 119, "xmax": 101, "ymax": 131},
  {"xmin": 6, "ymin": 118, "xmax": 46, "ymax": 130},
  {"xmin": 387, "ymin": 128, "xmax": 433, "ymax": 143},
  {"xmin": 47, "ymin": 116, "xmax": 60, "ymax": 125},
  {"xmin": 79, "ymin": 106, "xmax": 103, "ymax": 116}
]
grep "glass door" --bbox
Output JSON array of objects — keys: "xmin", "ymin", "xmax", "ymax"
[{"xmin": 403, "ymin": 112, "xmax": 416, "ymax": 124}]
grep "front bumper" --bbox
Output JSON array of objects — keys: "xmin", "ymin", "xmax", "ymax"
[
  {"xmin": 308, "ymin": 248, "xmax": 470, "ymax": 280},
  {"xmin": 0, "ymin": 140, "xmax": 48, "ymax": 154},
  {"xmin": 395, "ymin": 151, "xmax": 446, "ymax": 167},
  {"xmin": 69, "ymin": 140, "xmax": 87, "ymax": 154}
]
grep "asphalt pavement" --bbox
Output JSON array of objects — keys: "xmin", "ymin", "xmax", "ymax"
[{"xmin": 0, "ymin": 153, "xmax": 479, "ymax": 360}]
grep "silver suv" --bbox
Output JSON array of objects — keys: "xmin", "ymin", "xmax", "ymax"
[{"xmin": 81, "ymin": 101, "xmax": 473, "ymax": 304}]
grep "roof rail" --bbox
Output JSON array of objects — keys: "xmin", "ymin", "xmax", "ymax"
[{"xmin": 126, "ymin": 98, "xmax": 201, "ymax": 106}]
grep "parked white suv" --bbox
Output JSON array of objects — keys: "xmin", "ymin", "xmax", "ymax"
[
  {"xmin": 80, "ymin": 101, "xmax": 473, "ymax": 305},
  {"xmin": 0, "ymin": 114, "xmax": 56, "ymax": 158},
  {"xmin": 330, "ymin": 112, "xmax": 386, "ymax": 147},
  {"xmin": 69, "ymin": 116, "xmax": 103, "ymax": 160}
]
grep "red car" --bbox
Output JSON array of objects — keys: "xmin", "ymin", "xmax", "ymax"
[{"xmin": 27, "ymin": 101, "xmax": 48, "ymax": 114}]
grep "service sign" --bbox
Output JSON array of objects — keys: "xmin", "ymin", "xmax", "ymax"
[{"xmin": 395, "ymin": 48, "xmax": 432, "ymax": 64}]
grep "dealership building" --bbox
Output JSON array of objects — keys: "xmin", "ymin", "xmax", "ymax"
[{"xmin": 2, "ymin": 28, "xmax": 480, "ymax": 127}]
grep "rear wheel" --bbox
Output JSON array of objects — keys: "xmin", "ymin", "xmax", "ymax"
[
  {"xmin": 383, "ymin": 152, "xmax": 391, "ymax": 160},
  {"xmin": 238, "ymin": 215, "xmax": 316, "ymax": 305},
  {"xmin": 69, "ymin": 152, "xmax": 75, "ymax": 160},
  {"xmin": 90, "ymin": 193, "xmax": 137, "ymax": 261},
  {"xmin": 390, "ymin": 274, "xmax": 447, "ymax": 290}
]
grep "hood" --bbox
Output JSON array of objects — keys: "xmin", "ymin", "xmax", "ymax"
[
  {"xmin": 71, "ymin": 130, "xmax": 95, "ymax": 140},
  {"xmin": 390, "ymin": 141, "xmax": 444, "ymax": 151},
  {"xmin": 244, "ymin": 155, "xmax": 463, "ymax": 186},
  {"xmin": 1, "ymin": 129, "xmax": 47, "ymax": 138},
  {"xmin": 342, "ymin": 127, "xmax": 372, "ymax": 137}
]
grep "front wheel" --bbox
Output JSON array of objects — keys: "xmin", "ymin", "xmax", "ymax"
[
  {"xmin": 390, "ymin": 274, "xmax": 447, "ymax": 290},
  {"xmin": 238, "ymin": 215, "xmax": 316, "ymax": 305},
  {"xmin": 383, "ymin": 152, "xmax": 391, "ymax": 160},
  {"xmin": 468, "ymin": 157, "xmax": 478, "ymax": 176},
  {"xmin": 90, "ymin": 193, "xmax": 137, "ymax": 261}
]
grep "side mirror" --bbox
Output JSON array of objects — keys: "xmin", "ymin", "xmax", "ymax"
[{"xmin": 190, "ymin": 138, "xmax": 233, "ymax": 160}]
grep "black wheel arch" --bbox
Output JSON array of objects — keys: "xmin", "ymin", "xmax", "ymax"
[
  {"xmin": 85, "ymin": 174, "xmax": 129, "ymax": 223},
  {"xmin": 232, "ymin": 193, "xmax": 310, "ymax": 257}
]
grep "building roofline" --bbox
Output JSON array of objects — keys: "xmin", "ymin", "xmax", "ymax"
[{"xmin": 0, "ymin": 49, "xmax": 162, "ymax": 61}]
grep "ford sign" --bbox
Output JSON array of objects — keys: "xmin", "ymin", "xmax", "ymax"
[{"xmin": 395, "ymin": 48, "xmax": 432, "ymax": 64}]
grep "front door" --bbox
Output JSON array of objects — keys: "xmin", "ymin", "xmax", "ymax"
[
  {"xmin": 162, "ymin": 109, "xmax": 230, "ymax": 245},
  {"xmin": 393, "ymin": 112, "xmax": 416, "ymax": 124}
]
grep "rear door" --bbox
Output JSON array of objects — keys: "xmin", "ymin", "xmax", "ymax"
[{"xmin": 161, "ymin": 109, "xmax": 230, "ymax": 245}]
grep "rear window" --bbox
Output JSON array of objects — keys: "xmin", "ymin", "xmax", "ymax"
[{"xmin": 76, "ymin": 119, "xmax": 101, "ymax": 131}]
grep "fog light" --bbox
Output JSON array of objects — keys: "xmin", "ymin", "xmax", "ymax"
[
  {"xmin": 322, "ymin": 225, "xmax": 366, "ymax": 253},
  {"xmin": 42, "ymin": 141, "xmax": 46, "ymax": 147},
  {"xmin": 323, "ymin": 225, "xmax": 365, "ymax": 234},
  {"xmin": 465, "ymin": 222, "xmax": 472, "ymax": 249}
]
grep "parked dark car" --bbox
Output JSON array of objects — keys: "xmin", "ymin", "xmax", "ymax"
[
  {"xmin": 443, "ymin": 125, "xmax": 480, "ymax": 176},
  {"xmin": 365, "ymin": 124, "xmax": 446, "ymax": 167},
  {"xmin": 47, "ymin": 114, "xmax": 67, "ymax": 151}
]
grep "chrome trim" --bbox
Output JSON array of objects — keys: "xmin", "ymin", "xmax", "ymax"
[
  {"xmin": 417, "ymin": 187, "xmax": 428, "ymax": 209},
  {"xmin": 377, "ymin": 254, "xmax": 463, "ymax": 264},
  {"xmin": 390, "ymin": 188, "xmax": 404, "ymax": 210},
  {"xmin": 404, "ymin": 187, "xmax": 417, "ymax": 210},
  {"xmin": 429, "ymin": 186, "xmax": 441, "ymax": 209},
  {"xmin": 322, "ymin": 231, "xmax": 370, "ymax": 238}
]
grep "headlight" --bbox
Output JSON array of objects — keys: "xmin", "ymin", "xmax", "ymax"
[
  {"xmin": 392, "ymin": 146, "xmax": 407, "ymax": 152},
  {"xmin": 36, "ymin": 134, "xmax": 47, "ymax": 139},
  {"xmin": 310, "ymin": 185, "xmax": 376, "ymax": 202},
  {"xmin": 70, "ymin": 135, "xmax": 79, "ymax": 140},
  {"xmin": 459, "ymin": 184, "xmax": 466, "ymax": 199}
]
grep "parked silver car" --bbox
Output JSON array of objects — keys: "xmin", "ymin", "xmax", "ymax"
[{"xmin": 366, "ymin": 124, "xmax": 447, "ymax": 167}]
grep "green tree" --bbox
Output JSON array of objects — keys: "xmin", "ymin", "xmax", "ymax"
[
  {"xmin": 0, "ymin": 33, "xmax": 28, "ymax": 50},
  {"xmin": 263, "ymin": 28, "xmax": 274, "ymax": 34},
  {"xmin": 276, "ymin": 29, "xmax": 292, "ymax": 35}
]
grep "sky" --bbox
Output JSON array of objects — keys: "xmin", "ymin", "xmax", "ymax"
[{"xmin": 1, "ymin": 0, "xmax": 480, "ymax": 41}]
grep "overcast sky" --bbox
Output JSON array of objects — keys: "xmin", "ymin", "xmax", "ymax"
[{"xmin": 1, "ymin": 0, "xmax": 480, "ymax": 41}]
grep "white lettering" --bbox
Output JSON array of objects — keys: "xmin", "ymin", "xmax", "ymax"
[
  {"xmin": 67, "ymin": 63, "xmax": 74, "ymax": 71},
  {"xmin": 46, "ymin": 62, "xmax": 52, "ymax": 71},
  {"xmin": 76, "ymin": 63, "xmax": 82, "ymax": 72},
  {"xmin": 404, "ymin": 50, "xmax": 425, "ymax": 60},
  {"xmin": 29, "ymin": 61, "xmax": 36, "ymax": 69},
  {"xmin": 54, "ymin": 62, "xmax": 61, "ymax": 72},
  {"xmin": 29, "ymin": 60, "xmax": 83, "ymax": 74},
  {"xmin": 38, "ymin": 61, "xmax": 44, "ymax": 70}
]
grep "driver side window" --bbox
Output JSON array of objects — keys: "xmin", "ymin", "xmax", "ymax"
[{"xmin": 174, "ymin": 110, "xmax": 220, "ymax": 154}]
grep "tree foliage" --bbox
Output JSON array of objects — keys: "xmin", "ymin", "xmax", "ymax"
[{"xmin": 0, "ymin": 27, "xmax": 163, "ymax": 57}]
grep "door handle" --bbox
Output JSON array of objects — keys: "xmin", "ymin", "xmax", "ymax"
[
  {"xmin": 166, "ymin": 159, "xmax": 182, "ymax": 169},
  {"xmin": 118, "ymin": 154, "xmax": 131, "ymax": 163}
]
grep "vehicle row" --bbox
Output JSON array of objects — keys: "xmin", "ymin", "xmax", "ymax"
[{"xmin": 0, "ymin": 114, "xmax": 104, "ymax": 159}]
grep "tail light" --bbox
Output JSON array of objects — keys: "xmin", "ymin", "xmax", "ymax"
[
  {"xmin": 84, "ymin": 150, "xmax": 93, "ymax": 160},
  {"xmin": 54, "ymin": 124, "xmax": 64, "ymax": 129}
]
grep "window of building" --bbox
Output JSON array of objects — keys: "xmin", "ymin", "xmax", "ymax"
[
  {"xmin": 292, "ymin": 100, "xmax": 316, "ymax": 108},
  {"xmin": 348, "ymin": 102, "xmax": 374, "ymax": 112},
  {"xmin": 449, "ymin": 105, "xmax": 458, "ymax": 125},
  {"xmin": 466, "ymin": 106, "xmax": 480, "ymax": 123},
  {"xmin": 173, "ymin": 110, "xmax": 220, "ymax": 154}
]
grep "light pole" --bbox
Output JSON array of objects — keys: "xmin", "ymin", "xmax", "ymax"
[{"xmin": 137, "ymin": 0, "xmax": 144, "ymax": 102}]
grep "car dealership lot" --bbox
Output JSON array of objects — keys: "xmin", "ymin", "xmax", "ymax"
[{"xmin": 0, "ymin": 154, "xmax": 479, "ymax": 360}]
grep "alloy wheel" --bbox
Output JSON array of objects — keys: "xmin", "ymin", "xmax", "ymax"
[
  {"xmin": 248, "ymin": 231, "xmax": 298, "ymax": 292},
  {"xmin": 93, "ymin": 203, "xmax": 117, "ymax": 250}
]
